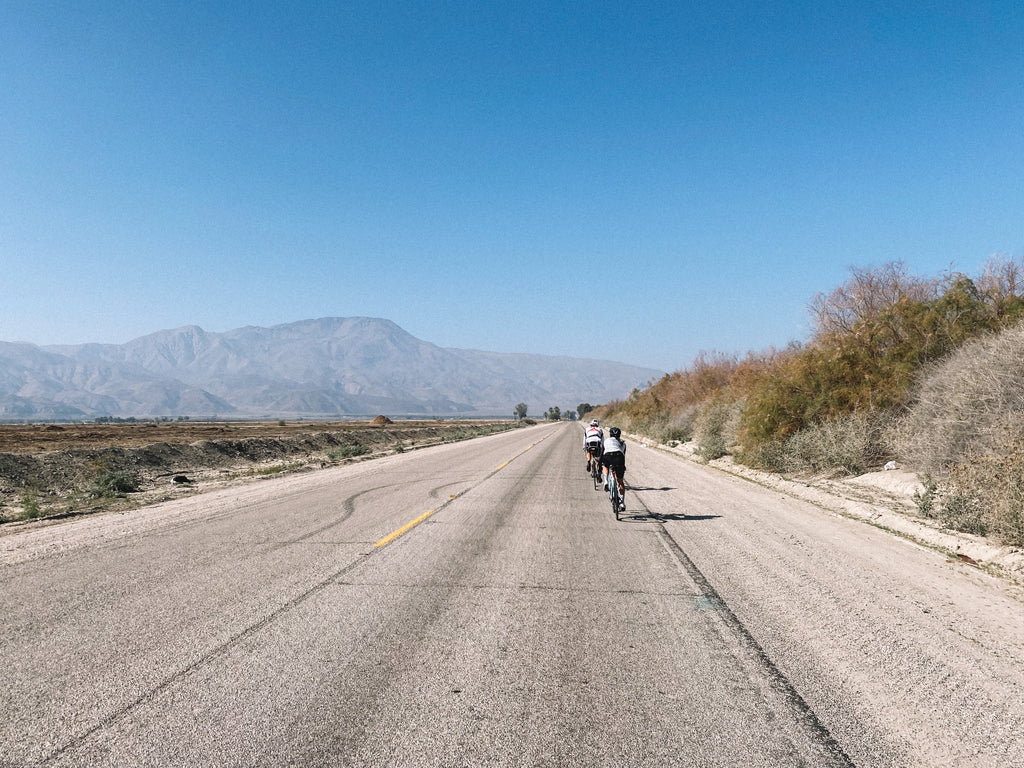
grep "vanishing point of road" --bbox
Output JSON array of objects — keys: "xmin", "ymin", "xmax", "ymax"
[{"xmin": 2, "ymin": 422, "xmax": 1023, "ymax": 767}]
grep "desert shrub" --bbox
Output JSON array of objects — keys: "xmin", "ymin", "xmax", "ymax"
[
  {"xmin": 256, "ymin": 464, "xmax": 289, "ymax": 475},
  {"xmin": 695, "ymin": 434, "xmax": 728, "ymax": 462},
  {"xmin": 894, "ymin": 320, "xmax": 1024, "ymax": 473},
  {"xmin": 937, "ymin": 490, "xmax": 990, "ymax": 537},
  {"xmin": 693, "ymin": 400, "xmax": 742, "ymax": 461},
  {"xmin": 941, "ymin": 418, "xmax": 1024, "ymax": 546},
  {"xmin": 328, "ymin": 444, "xmax": 371, "ymax": 461},
  {"xmin": 780, "ymin": 411, "xmax": 893, "ymax": 475},
  {"xmin": 741, "ymin": 439, "xmax": 789, "ymax": 473},
  {"xmin": 600, "ymin": 258, "xmax": 1024, "ymax": 481},
  {"xmin": 740, "ymin": 269, "xmax": 1024, "ymax": 455},
  {"xmin": 913, "ymin": 475, "xmax": 938, "ymax": 517},
  {"xmin": 809, "ymin": 262, "xmax": 939, "ymax": 337},
  {"xmin": 598, "ymin": 351, "xmax": 759, "ymax": 436},
  {"xmin": 90, "ymin": 469, "xmax": 140, "ymax": 498},
  {"xmin": 18, "ymin": 492, "xmax": 44, "ymax": 520},
  {"xmin": 633, "ymin": 410, "xmax": 695, "ymax": 445}
]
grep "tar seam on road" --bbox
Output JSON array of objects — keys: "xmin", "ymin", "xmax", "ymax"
[
  {"xmin": 40, "ymin": 428, "xmax": 557, "ymax": 765},
  {"xmin": 630, "ymin": 491, "xmax": 857, "ymax": 768},
  {"xmin": 39, "ymin": 550, "xmax": 375, "ymax": 766}
]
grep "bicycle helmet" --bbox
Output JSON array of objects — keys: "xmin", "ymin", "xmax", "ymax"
[
  {"xmin": 610, "ymin": 427, "xmax": 621, "ymax": 438},
  {"xmin": 590, "ymin": 419, "xmax": 599, "ymax": 426}
]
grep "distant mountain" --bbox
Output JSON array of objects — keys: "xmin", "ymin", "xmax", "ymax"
[
  {"xmin": 0, "ymin": 342, "xmax": 234, "ymax": 420},
  {"xmin": 0, "ymin": 318, "xmax": 662, "ymax": 419}
]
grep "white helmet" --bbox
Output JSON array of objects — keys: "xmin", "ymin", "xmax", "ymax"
[{"xmin": 590, "ymin": 419, "xmax": 599, "ymax": 426}]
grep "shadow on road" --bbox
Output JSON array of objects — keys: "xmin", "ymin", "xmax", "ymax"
[{"xmin": 617, "ymin": 510, "xmax": 722, "ymax": 523}]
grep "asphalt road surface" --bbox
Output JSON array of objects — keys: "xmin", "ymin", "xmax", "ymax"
[{"xmin": 2, "ymin": 422, "xmax": 1022, "ymax": 767}]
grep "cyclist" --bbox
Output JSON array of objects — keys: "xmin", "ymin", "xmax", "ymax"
[
  {"xmin": 600, "ymin": 427, "xmax": 627, "ymax": 499},
  {"xmin": 583, "ymin": 419, "xmax": 604, "ymax": 472}
]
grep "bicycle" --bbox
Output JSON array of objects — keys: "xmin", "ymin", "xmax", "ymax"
[
  {"xmin": 588, "ymin": 447, "xmax": 603, "ymax": 489},
  {"xmin": 606, "ymin": 466, "xmax": 625, "ymax": 519}
]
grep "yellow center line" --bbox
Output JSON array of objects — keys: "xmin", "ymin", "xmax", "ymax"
[
  {"xmin": 374, "ymin": 509, "xmax": 437, "ymax": 548},
  {"xmin": 375, "ymin": 431, "xmax": 554, "ymax": 548}
]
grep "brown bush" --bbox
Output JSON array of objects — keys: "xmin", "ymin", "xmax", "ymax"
[
  {"xmin": 942, "ymin": 416, "xmax": 1024, "ymax": 546},
  {"xmin": 896, "ymin": 320, "xmax": 1024, "ymax": 473},
  {"xmin": 810, "ymin": 261, "xmax": 939, "ymax": 338}
]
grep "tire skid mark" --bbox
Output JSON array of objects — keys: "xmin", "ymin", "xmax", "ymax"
[
  {"xmin": 40, "ymin": 428, "xmax": 559, "ymax": 765},
  {"xmin": 371, "ymin": 429, "xmax": 558, "ymax": 549},
  {"xmin": 629, "ymin": 491, "xmax": 856, "ymax": 768}
]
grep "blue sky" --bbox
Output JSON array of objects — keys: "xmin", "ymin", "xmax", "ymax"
[{"xmin": 2, "ymin": 1, "xmax": 1022, "ymax": 373}]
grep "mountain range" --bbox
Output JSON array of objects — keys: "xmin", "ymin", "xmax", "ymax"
[{"xmin": 0, "ymin": 318, "xmax": 663, "ymax": 420}]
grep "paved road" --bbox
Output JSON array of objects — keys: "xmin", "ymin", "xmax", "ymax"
[{"xmin": 2, "ymin": 422, "xmax": 1022, "ymax": 767}]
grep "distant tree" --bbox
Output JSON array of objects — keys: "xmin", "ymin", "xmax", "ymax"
[
  {"xmin": 514, "ymin": 402, "xmax": 528, "ymax": 420},
  {"xmin": 547, "ymin": 406, "xmax": 561, "ymax": 421},
  {"xmin": 577, "ymin": 403, "xmax": 593, "ymax": 418},
  {"xmin": 566, "ymin": 410, "xmax": 577, "ymax": 421}
]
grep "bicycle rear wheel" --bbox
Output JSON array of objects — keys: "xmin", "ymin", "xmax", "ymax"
[{"xmin": 609, "ymin": 474, "xmax": 620, "ymax": 519}]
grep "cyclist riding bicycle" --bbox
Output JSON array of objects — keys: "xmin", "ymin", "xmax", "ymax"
[
  {"xmin": 600, "ymin": 427, "xmax": 627, "ymax": 498},
  {"xmin": 583, "ymin": 419, "xmax": 604, "ymax": 472}
]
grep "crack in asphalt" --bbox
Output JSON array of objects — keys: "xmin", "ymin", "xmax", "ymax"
[{"xmin": 40, "ymin": 431, "xmax": 555, "ymax": 765}]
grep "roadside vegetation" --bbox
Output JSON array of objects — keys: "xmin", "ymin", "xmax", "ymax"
[
  {"xmin": 597, "ymin": 256, "xmax": 1024, "ymax": 547},
  {"xmin": 0, "ymin": 419, "xmax": 530, "ymax": 524}
]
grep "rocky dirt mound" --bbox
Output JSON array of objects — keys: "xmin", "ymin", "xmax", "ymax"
[{"xmin": 370, "ymin": 415, "xmax": 394, "ymax": 426}]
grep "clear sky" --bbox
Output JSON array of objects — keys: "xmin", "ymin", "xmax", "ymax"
[{"xmin": 2, "ymin": 1, "xmax": 1022, "ymax": 373}]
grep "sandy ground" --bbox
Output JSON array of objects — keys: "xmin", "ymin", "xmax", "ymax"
[{"xmin": 632, "ymin": 436, "xmax": 1024, "ymax": 590}]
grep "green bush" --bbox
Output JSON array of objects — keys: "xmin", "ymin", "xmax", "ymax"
[
  {"xmin": 91, "ymin": 470, "xmax": 140, "ymax": 498},
  {"xmin": 693, "ymin": 400, "xmax": 742, "ymax": 460},
  {"xmin": 18, "ymin": 492, "xmax": 44, "ymax": 520},
  {"xmin": 741, "ymin": 439, "xmax": 789, "ymax": 473},
  {"xmin": 328, "ymin": 444, "xmax": 371, "ymax": 461},
  {"xmin": 938, "ymin": 491, "xmax": 990, "ymax": 537},
  {"xmin": 740, "ymin": 271, "xmax": 1024, "ymax": 455},
  {"xmin": 695, "ymin": 434, "xmax": 727, "ymax": 462},
  {"xmin": 913, "ymin": 475, "xmax": 938, "ymax": 517}
]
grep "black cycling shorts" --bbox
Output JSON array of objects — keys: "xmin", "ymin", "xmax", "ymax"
[
  {"xmin": 585, "ymin": 441, "xmax": 602, "ymax": 455},
  {"xmin": 600, "ymin": 450, "xmax": 625, "ymax": 476}
]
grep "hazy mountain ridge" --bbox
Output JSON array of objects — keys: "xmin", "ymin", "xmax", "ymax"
[{"xmin": 2, "ymin": 318, "xmax": 662, "ymax": 419}]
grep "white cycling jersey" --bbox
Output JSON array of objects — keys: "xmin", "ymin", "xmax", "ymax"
[
  {"xmin": 603, "ymin": 436, "xmax": 626, "ymax": 455},
  {"xmin": 584, "ymin": 426, "xmax": 604, "ymax": 446}
]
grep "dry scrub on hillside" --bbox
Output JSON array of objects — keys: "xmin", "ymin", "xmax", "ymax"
[
  {"xmin": 895, "ymin": 324, "xmax": 1024, "ymax": 544},
  {"xmin": 896, "ymin": 323, "xmax": 1024, "ymax": 472},
  {"xmin": 597, "ymin": 256, "xmax": 1024, "ymax": 546}
]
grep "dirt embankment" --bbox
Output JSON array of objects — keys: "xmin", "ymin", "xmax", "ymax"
[{"xmin": 0, "ymin": 419, "xmax": 518, "ymax": 523}]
